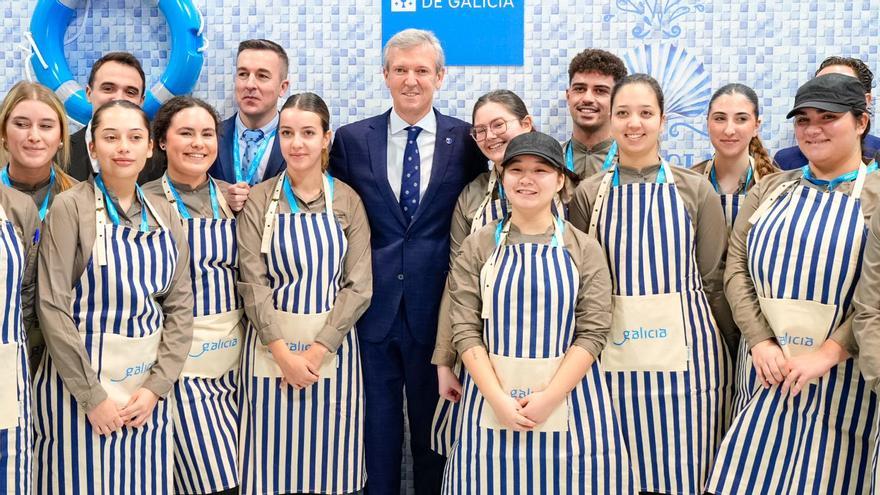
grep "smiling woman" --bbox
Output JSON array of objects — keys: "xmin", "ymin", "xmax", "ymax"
[
  {"xmin": 32, "ymin": 100, "xmax": 194, "ymax": 495},
  {"xmin": 236, "ymin": 92, "xmax": 373, "ymax": 495},
  {"xmin": 707, "ymin": 72, "xmax": 880, "ymax": 495},
  {"xmin": 569, "ymin": 74, "xmax": 735, "ymax": 495},
  {"xmin": 141, "ymin": 96, "xmax": 243, "ymax": 495},
  {"xmin": 442, "ymin": 131, "xmax": 634, "ymax": 493}
]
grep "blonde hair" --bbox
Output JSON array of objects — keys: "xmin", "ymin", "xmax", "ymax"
[{"xmin": 0, "ymin": 81, "xmax": 75, "ymax": 191}]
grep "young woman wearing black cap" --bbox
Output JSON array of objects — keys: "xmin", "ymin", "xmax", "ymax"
[
  {"xmin": 707, "ymin": 73, "xmax": 879, "ymax": 494},
  {"xmin": 441, "ymin": 131, "xmax": 634, "ymax": 493},
  {"xmin": 569, "ymin": 74, "xmax": 734, "ymax": 495}
]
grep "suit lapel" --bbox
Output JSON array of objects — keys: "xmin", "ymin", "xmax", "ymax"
[
  {"xmin": 411, "ymin": 109, "xmax": 453, "ymax": 226},
  {"xmin": 368, "ymin": 111, "xmax": 406, "ymax": 226},
  {"xmin": 219, "ymin": 116, "xmax": 236, "ymax": 183}
]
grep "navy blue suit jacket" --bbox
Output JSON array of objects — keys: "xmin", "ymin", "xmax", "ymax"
[
  {"xmin": 209, "ymin": 113, "xmax": 286, "ymax": 184},
  {"xmin": 329, "ymin": 109, "xmax": 485, "ymax": 345}
]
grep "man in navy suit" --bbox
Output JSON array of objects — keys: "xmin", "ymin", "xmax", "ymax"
[
  {"xmin": 210, "ymin": 39, "xmax": 289, "ymax": 210},
  {"xmin": 329, "ymin": 29, "xmax": 485, "ymax": 494}
]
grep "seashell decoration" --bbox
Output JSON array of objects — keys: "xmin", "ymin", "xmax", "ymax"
[{"xmin": 622, "ymin": 43, "xmax": 712, "ymax": 120}]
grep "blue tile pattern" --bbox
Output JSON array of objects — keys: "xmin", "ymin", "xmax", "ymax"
[{"xmin": 7, "ymin": 0, "xmax": 879, "ymax": 166}]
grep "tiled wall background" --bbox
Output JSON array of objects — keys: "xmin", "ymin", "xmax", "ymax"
[{"xmin": 7, "ymin": 0, "xmax": 879, "ymax": 167}]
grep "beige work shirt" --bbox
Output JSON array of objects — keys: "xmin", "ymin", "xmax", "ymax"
[
  {"xmin": 0, "ymin": 185, "xmax": 39, "ymax": 329},
  {"xmin": 141, "ymin": 175, "xmax": 233, "ymax": 220},
  {"xmin": 36, "ymin": 181, "xmax": 194, "ymax": 412},
  {"xmin": 237, "ymin": 174, "xmax": 372, "ymax": 352},
  {"xmin": 728, "ymin": 167, "xmax": 880, "ymax": 353},
  {"xmin": 568, "ymin": 163, "xmax": 737, "ymax": 350},
  {"xmin": 563, "ymin": 137, "xmax": 615, "ymax": 180},
  {"xmin": 853, "ymin": 204, "xmax": 880, "ymax": 387},
  {"xmin": 448, "ymin": 220, "xmax": 613, "ymax": 361}
]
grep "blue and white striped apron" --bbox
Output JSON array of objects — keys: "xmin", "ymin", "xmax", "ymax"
[
  {"xmin": 33, "ymin": 183, "xmax": 179, "ymax": 494},
  {"xmin": 442, "ymin": 218, "xmax": 634, "ymax": 494},
  {"xmin": 239, "ymin": 173, "xmax": 365, "ymax": 495},
  {"xmin": 0, "ymin": 200, "xmax": 31, "ymax": 495},
  {"xmin": 431, "ymin": 168, "xmax": 507, "ymax": 456},
  {"xmin": 703, "ymin": 157, "xmax": 757, "ymax": 419},
  {"xmin": 707, "ymin": 164, "xmax": 878, "ymax": 495},
  {"xmin": 588, "ymin": 160, "xmax": 732, "ymax": 494},
  {"xmin": 160, "ymin": 176, "xmax": 243, "ymax": 494}
]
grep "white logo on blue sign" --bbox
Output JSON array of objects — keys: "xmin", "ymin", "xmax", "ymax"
[{"xmin": 391, "ymin": 0, "xmax": 417, "ymax": 12}]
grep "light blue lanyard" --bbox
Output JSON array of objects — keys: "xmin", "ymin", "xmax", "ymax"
[
  {"xmin": 709, "ymin": 161, "xmax": 753, "ymax": 195},
  {"xmin": 1, "ymin": 166, "xmax": 55, "ymax": 221},
  {"xmin": 494, "ymin": 217, "xmax": 564, "ymax": 247},
  {"xmin": 801, "ymin": 164, "xmax": 867, "ymax": 191},
  {"xmin": 565, "ymin": 140, "xmax": 618, "ymax": 174},
  {"xmin": 95, "ymin": 175, "xmax": 149, "ymax": 232},
  {"xmin": 282, "ymin": 173, "xmax": 335, "ymax": 213},
  {"xmin": 233, "ymin": 128, "xmax": 277, "ymax": 185},
  {"xmin": 612, "ymin": 161, "xmax": 667, "ymax": 187},
  {"xmin": 165, "ymin": 175, "xmax": 220, "ymax": 220}
]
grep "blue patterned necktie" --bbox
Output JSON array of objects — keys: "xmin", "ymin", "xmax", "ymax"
[
  {"xmin": 399, "ymin": 125, "xmax": 423, "ymax": 222},
  {"xmin": 242, "ymin": 129, "xmax": 265, "ymax": 171}
]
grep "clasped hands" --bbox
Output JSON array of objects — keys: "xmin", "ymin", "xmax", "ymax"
[
  {"xmin": 268, "ymin": 339, "xmax": 329, "ymax": 389},
  {"xmin": 750, "ymin": 338, "xmax": 843, "ymax": 397}
]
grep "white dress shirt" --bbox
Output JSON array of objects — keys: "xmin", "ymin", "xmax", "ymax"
[{"xmin": 387, "ymin": 109, "xmax": 436, "ymax": 199}]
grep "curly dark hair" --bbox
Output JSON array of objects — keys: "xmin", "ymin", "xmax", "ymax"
[
  {"xmin": 568, "ymin": 49, "xmax": 628, "ymax": 84},
  {"xmin": 817, "ymin": 56, "xmax": 874, "ymax": 94}
]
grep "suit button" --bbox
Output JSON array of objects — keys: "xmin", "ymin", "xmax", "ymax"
[{"xmin": 397, "ymin": 274, "xmax": 405, "ymax": 281}]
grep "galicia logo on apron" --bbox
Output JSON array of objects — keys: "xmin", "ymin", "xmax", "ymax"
[
  {"xmin": 187, "ymin": 336, "xmax": 239, "ymax": 358},
  {"xmin": 109, "ymin": 361, "xmax": 155, "ymax": 382},
  {"xmin": 612, "ymin": 326, "xmax": 670, "ymax": 346}
]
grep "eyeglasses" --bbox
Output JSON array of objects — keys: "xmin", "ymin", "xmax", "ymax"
[{"xmin": 470, "ymin": 118, "xmax": 521, "ymax": 142}]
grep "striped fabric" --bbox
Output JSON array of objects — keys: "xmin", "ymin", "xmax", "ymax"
[
  {"xmin": 0, "ymin": 203, "xmax": 31, "ymax": 495},
  {"xmin": 170, "ymin": 209, "xmax": 242, "ymax": 493},
  {"xmin": 442, "ymin": 223, "xmax": 634, "ymax": 494},
  {"xmin": 239, "ymin": 175, "xmax": 365, "ymax": 495},
  {"xmin": 431, "ymin": 182, "xmax": 506, "ymax": 457},
  {"xmin": 592, "ymin": 165, "xmax": 733, "ymax": 494},
  {"xmin": 707, "ymin": 173, "xmax": 878, "ymax": 495},
  {"xmin": 33, "ymin": 189, "xmax": 179, "ymax": 494}
]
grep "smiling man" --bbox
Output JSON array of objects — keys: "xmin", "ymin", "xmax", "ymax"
[
  {"xmin": 209, "ymin": 39, "xmax": 289, "ymax": 210},
  {"xmin": 68, "ymin": 52, "xmax": 165, "ymax": 184},
  {"xmin": 329, "ymin": 28, "xmax": 484, "ymax": 494},
  {"xmin": 563, "ymin": 49, "xmax": 628, "ymax": 179}
]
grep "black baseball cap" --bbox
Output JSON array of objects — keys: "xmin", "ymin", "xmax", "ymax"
[
  {"xmin": 500, "ymin": 132, "xmax": 577, "ymax": 180},
  {"xmin": 787, "ymin": 73, "xmax": 868, "ymax": 118}
]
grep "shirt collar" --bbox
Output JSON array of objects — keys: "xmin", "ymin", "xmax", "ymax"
[
  {"xmin": 389, "ymin": 108, "xmax": 437, "ymax": 136},
  {"xmin": 570, "ymin": 136, "xmax": 613, "ymax": 154},
  {"xmin": 235, "ymin": 112, "xmax": 280, "ymax": 138}
]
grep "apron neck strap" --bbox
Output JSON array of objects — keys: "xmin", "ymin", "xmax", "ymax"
[
  {"xmin": 260, "ymin": 172, "xmax": 335, "ymax": 254},
  {"xmin": 471, "ymin": 167, "xmax": 504, "ymax": 234}
]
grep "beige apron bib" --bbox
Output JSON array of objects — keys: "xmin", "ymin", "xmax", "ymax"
[
  {"xmin": 182, "ymin": 310, "xmax": 245, "ymax": 378},
  {"xmin": 587, "ymin": 160, "xmax": 690, "ymax": 373},
  {"xmin": 251, "ymin": 310, "xmax": 339, "ymax": 380},
  {"xmin": 477, "ymin": 219, "xmax": 570, "ymax": 432}
]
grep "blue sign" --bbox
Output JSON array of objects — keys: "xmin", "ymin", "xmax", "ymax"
[{"xmin": 382, "ymin": 0, "xmax": 524, "ymax": 66}]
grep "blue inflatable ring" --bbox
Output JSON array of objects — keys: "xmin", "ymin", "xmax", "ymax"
[{"xmin": 28, "ymin": 0, "xmax": 206, "ymax": 124}]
